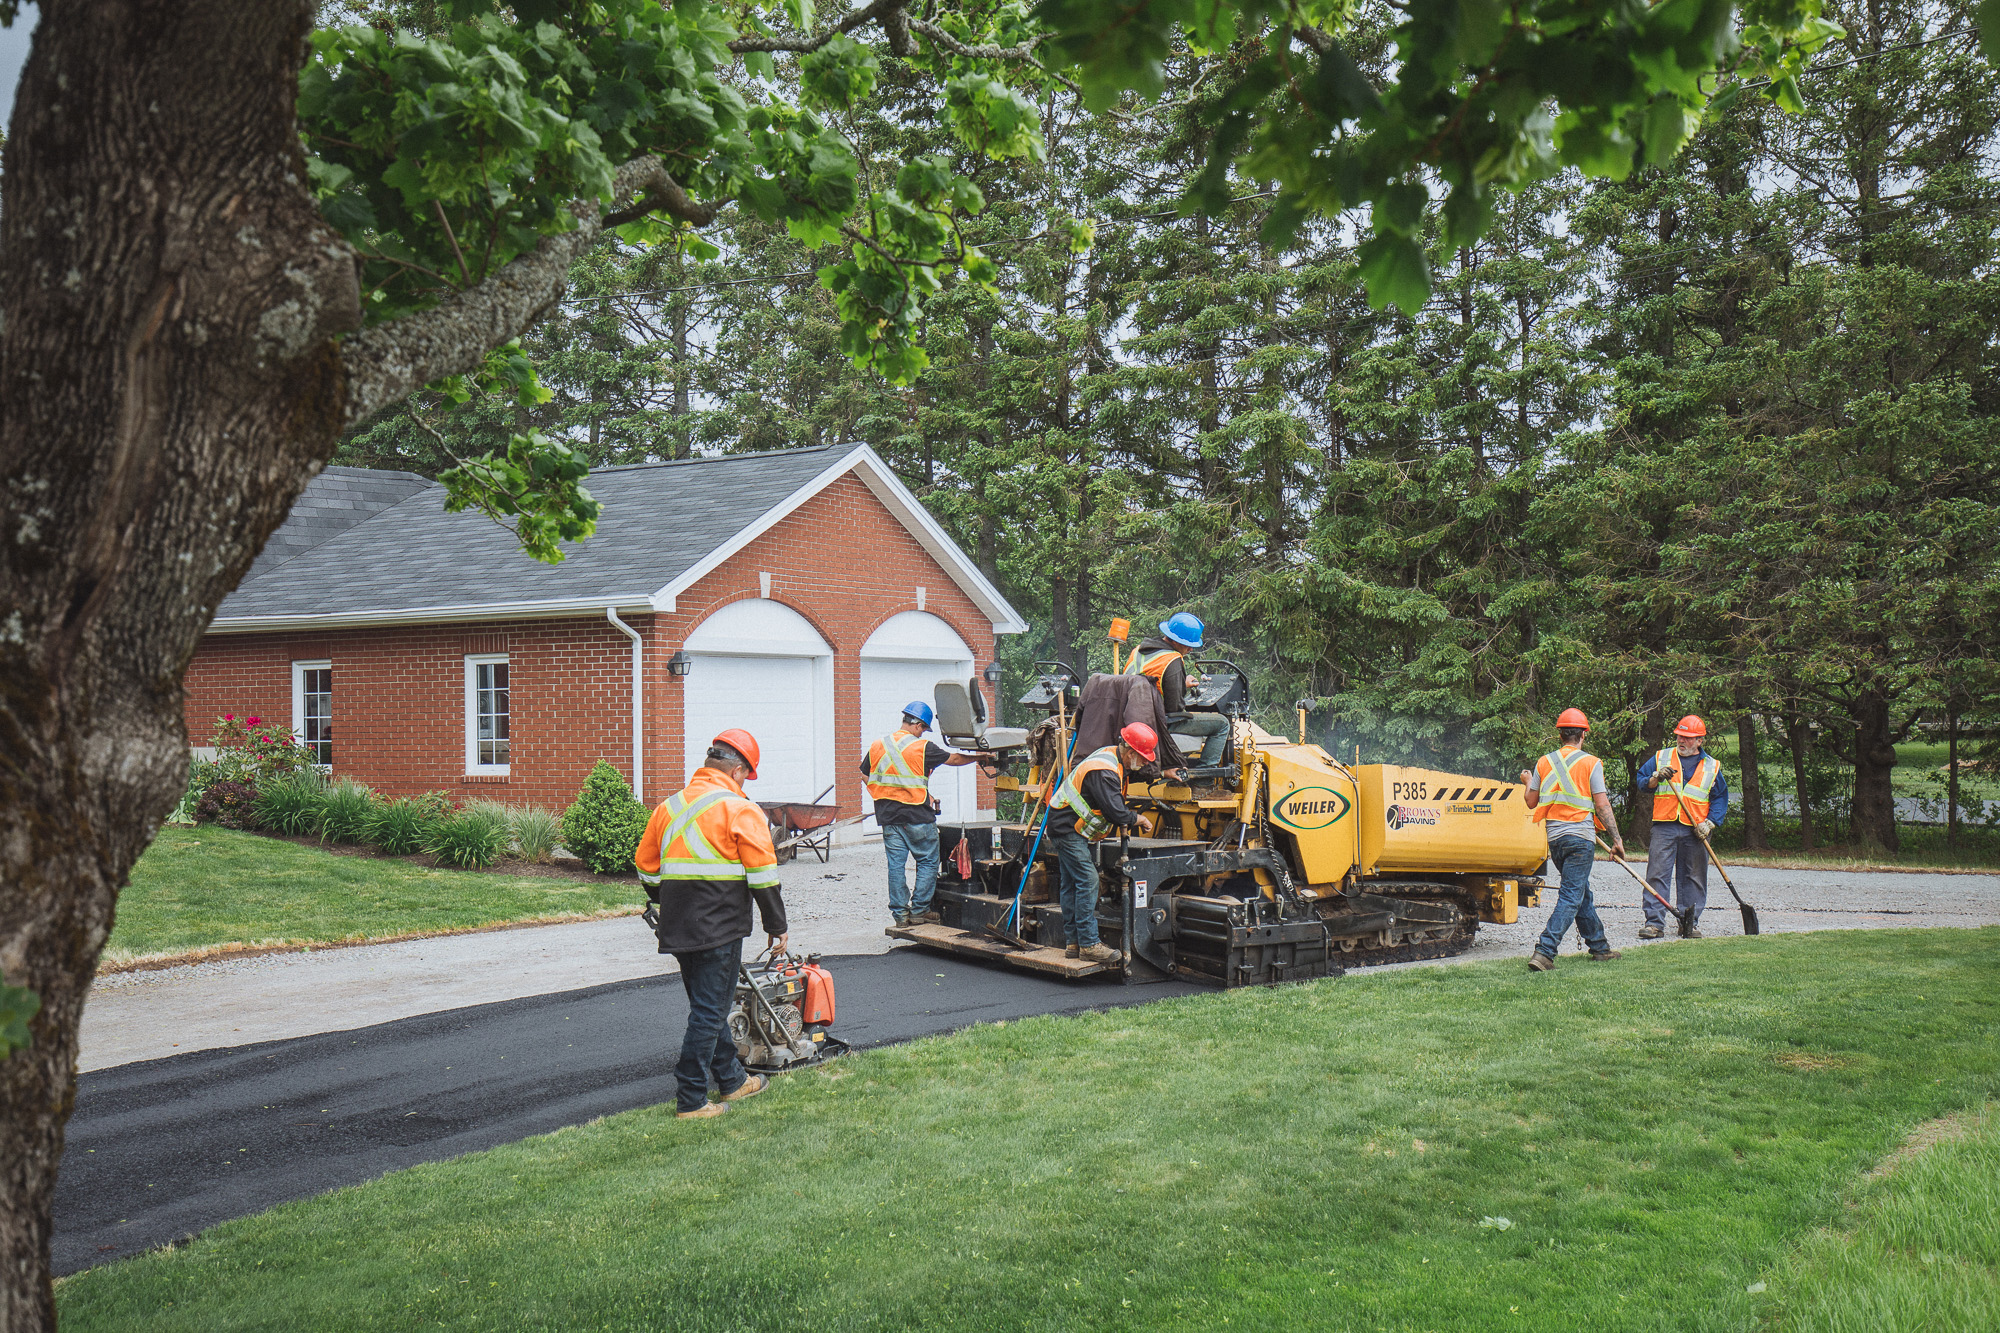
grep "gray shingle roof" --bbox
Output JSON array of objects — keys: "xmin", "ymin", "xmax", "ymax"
[
  {"xmin": 218, "ymin": 448, "xmax": 842, "ymax": 622},
  {"xmin": 244, "ymin": 466, "xmax": 434, "ymax": 581}
]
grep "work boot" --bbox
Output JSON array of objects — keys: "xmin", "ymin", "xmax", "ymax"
[
  {"xmin": 1686, "ymin": 926, "xmax": 1703, "ymax": 939},
  {"xmin": 1527, "ymin": 952, "xmax": 1555, "ymax": 972},
  {"xmin": 1588, "ymin": 949, "xmax": 1622, "ymax": 962},
  {"xmin": 676, "ymin": 1101, "xmax": 728, "ymax": 1121},
  {"xmin": 1065, "ymin": 944, "xmax": 1080, "ymax": 959},
  {"xmin": 1079, "ymin": 943, "xmax": 1120, "ymax": 964},
  {"xmin": 911, "ymin": 910, "xmax": 942, "ymax": 926},
  {"xmin": 1637, "ymin": 924, "xmax": 1664, "ymax": 940},
  {"xmin": 891, "ymin": 913, "xmax": 910, "ymax": 929},
  {"xmin": 722, "ymin": 1074, "xmax": 768, "ymax": 1102}
]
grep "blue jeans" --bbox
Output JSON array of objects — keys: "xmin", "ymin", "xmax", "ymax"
[
  {"xmin": 1173, "ymin": 712, "xmax": 1231, "ymax": 766},
  {"xmin": 1052, "ymin": 829, "xmax": 1101, "ymax": 947},
  {"xmin": 672, "ymin": 939, "xmax": 748, "ymax": 1113},
  {"xmin": 1536, "ymin": 836, "xmax": 1611, "ymax": 958},
  {"xmin": 883, "ymin": 822, "xmax": 941, "ymax": 918},
  {"xmin": 1645, "ymin": 822, "xmax": 1707, "ymax": 927}
]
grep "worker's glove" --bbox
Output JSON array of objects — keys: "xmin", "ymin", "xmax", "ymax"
[{"xmin": 1696, "ymin": 819, "xmax": 1714, "ymax": 839}]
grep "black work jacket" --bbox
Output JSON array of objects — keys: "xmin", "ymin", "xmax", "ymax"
[{"xmin": 647, "ymin": 878, "xmax": 789, "ymax": 956}]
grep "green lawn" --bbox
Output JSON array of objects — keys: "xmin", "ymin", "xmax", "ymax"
[
  {"xmin": 57, "ymin": 927, "xmax": 2000, "ymax": 1332},
  {"xmin": 107, "ymin": 827, "xmax": 638, "ymax": 968}
]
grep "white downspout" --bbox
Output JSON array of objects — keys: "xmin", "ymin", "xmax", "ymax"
[{"xmin": 606, "ymin": 607, "xmax": 644, "ymax": 802}]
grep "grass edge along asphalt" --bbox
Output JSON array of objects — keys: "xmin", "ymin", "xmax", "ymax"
[
  {"xmin": 105, "ymin": 827, "xmax": 639, "ymax": 971},
  {"xmin": 57, "ymin": 927, "xmax": 2000, "ymax": 1333}
]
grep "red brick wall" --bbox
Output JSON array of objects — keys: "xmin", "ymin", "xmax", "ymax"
[{"xmin": 185, "ymin": 468, "xmax": 1002, "ymax": 817}]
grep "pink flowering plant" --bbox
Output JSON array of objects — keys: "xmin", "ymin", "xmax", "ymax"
[{"xmin": 209, "ymin": 713, "xmax": 319, "ymax": 785}]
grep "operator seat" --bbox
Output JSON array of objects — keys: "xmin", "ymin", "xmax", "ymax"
[{"xmin": 934, "ymin": 679, "xmax": 1030, "ymax": 752}]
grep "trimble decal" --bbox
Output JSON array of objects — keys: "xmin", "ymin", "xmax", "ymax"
[
  {"xmin": 1272, "ymin": 786, "xmax": 1352, "ymax": 831},
  {"xmin": 1386, "ymin": 804, "xmax": 1441, "ymax": 830},
  {"xmin": 1449, "ymin": 803, "xmax": 1495, "ymax": 815}
]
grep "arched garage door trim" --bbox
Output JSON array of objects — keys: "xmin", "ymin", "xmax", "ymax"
[
  {"xmin": 859, "ymin": 611, "xmax": 977, "ymax": 827},
  {"xmin": 682, "ymin": 599, "xmax": 834, "ymax": 804}
]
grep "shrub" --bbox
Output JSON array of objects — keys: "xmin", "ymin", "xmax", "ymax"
[
  {"xmin": 207, "ymin": 713, "xmax": 320, "ymax": 785},
  {"xmin": 254, "ymin": 771, "xmax": 330, "ymax": 835},
  {"xmin": 561, "ymin": 761, "xmax": 649, "ymax": 876},
  {"xmin": 369, "ymin": 797, "xmax": 443, "ymax": 856},
  {"xmin": 509, "ymin": 806, "xmax": 561, "ymax": 863},
  {"xmin": 194, "ymin": 779, "xmax": 262, "ymax": 830},
  {"xmin": 428, "ymin": 806, "xmax": 509, "ymax": 870},
  {"xmin": 319, "ymin": 779, "xmax": 378, "ymax": 844},
  {"xmin": 167, "ymin": 758, "xmax": 220, "ymax": 827}
]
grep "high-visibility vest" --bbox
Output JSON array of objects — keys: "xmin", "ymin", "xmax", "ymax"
[
  {"xmin": 635, "ymin": 769, "xmax": 780, "ymax": 891},
  {"xmin": 1123, "ymin": 647, "xmax": 1182, "ymax": 684},
  {"xmin": 1532, "ymin": 746, "xmax": 1601, "ymax": 826},
  {"xmin": 865, "ymin": 729, "xmax": 932, "ymax": 804},
  {"xmin": 1050, "ymin": 744, "xmax": 1124, "ymax": 840},
  {"xmin": 1650, "ymin": 749, "xmax": 1721, "ymax": 824}
]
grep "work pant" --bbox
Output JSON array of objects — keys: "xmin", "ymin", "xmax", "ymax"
[
  {"xmin": 882, "ymin": 822, "xmax": 941, "ymax": 919},
  {"xmin": 1645, "ymin": 821, "xmax": 1707, "ymax": 927},
  {"xmin": 1051, "ymin": 828, "xmax": 1102, "ymax": 947},
  {"xmin": 1172, "ymin": 712, "xmax": 1231, "ymax": 767},
  {"xmin": 672, "ymin": 938, "xmax": 749, "ymax": 1113},
  {"xmin": 1536, "ymin": 835, "xmax": 1611, "ymax": 958}
]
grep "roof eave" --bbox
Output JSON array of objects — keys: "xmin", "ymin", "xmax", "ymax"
[{"xmin": 207, "ymin": 596, "xmax": 657, "ymax": 635}]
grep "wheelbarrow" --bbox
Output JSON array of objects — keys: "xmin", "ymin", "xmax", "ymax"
[{"xmin": 759, "ymin": 786, "xmax": 864, "ymax": 864}]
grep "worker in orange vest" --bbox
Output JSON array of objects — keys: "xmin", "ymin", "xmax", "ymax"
[
  {"xmin": 1123, "ymin": 611, "xmax": 1229, "ymax": 766},
  {"xmin": 1634, "ymin": 715, "xmax": 1730, "ymax": 939},
  {"xmin": 637, "ymin": 728, "xmax": 790, "ymax": 1121},
  {"xmin": 1520, "ymin": 708, "xmax": 1626, "ymax": 972},
  {"xmin": 859, "ymin": 700, "xmax": 982, "ymax": 928}
]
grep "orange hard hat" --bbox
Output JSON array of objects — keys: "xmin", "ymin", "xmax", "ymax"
[
  {"xmin": 1119, "ymin": 722, "xmax": 1159, "ymax": 762},
  {"xmin": 711, "ymin": 728, "xmax": 761, "ymax": 779},
  {"xmin": 1556, "ymin": 708, "xmax": 1590, "ymax": 730},
  {"xmin": 1674, "ymin": 714, "xmax": 1707, "ymax": 739}
]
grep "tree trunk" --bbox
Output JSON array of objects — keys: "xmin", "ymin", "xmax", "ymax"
[
  {"xmin": 1050, "ymin": 573, "xmax": 1074, "ymax": 675},
  {"xmin": 1947, "ymin": 707, "xmax": 1961, "ymax": 849},
  {"xmin": 1786, "ymin": 712, "xmax": 1816, "ymax": 851},
  {"xmin": 0, "ymin": 4, "xmax": 359, "ymax": 1325},
  {"xmin": 1850, "ymin": 687, "xmax": 1900, "ymax": 853},
  {"xmin": 1734, "ymin": 688, "xmax": 1769, "ymax": 850}
]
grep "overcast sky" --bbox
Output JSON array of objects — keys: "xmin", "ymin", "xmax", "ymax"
[{"xmin": 0, "ymin": 7, "xmax": 33, "ymax": 127}]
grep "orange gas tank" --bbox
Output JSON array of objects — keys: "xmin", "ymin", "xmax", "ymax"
[{"xmin": 801, "ymin": 960, "xmax": 836, "ymax": 1026}]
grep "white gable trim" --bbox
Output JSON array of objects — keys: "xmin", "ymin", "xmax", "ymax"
[{"xmin": 651, "ymin": 444, "xmax": 1028, "ymax": 634}]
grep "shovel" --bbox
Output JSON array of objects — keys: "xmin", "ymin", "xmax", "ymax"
[
  {"xmin": 1668, "ymin": 781, "xmax": 1761, "ymax": 936},
  {"xmin": 1595, "ymin": 836, "xmax": 1696, "ymax": 939}
]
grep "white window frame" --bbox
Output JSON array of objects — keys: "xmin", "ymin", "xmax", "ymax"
[
  {"xmin": 464, "ymin": 654, "xmax": 512, "ymax": 775},
  {"xmin": 291, "ymin": 660, "xmax": 333, "ymax": 769}
]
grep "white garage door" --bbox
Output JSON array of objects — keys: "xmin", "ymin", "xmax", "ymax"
[
  {"xmin": 859, "ymin": 612, "xmax": 976, "ymax": 829},
  {"xmin": 682, "ymin": 600, "xmax": 833, "ymax": 805}
]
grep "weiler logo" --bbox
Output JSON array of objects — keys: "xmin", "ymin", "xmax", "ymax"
[
  {"xmin": 1272, "ymin": 786, "xmax": 1352, "ymax": 831},
  {"xmin": 1386, "ymin": 804, "xmax": 1442, "ymax": 830}
]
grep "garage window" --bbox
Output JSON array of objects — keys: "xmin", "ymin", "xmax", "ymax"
[{"xmin": 465, "ymin": 655, "xmax": 510, "ymax": 773}]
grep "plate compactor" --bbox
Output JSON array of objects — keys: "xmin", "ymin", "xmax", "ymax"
[
  {"xmin": 729, "ymin": 950, "xmax": 849, "ymax": 1074},
  {"xmin": 891, "ymin": 660, "xmax": 1549, "ymax": 988}
]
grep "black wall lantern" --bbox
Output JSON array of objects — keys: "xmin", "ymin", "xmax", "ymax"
[
  {"xmin": 667, "ymin": 650, "xmax": 693, "ymax": 678},
  {"xmin": 982, "ymin": 662, "xmax": 1002, "ymax": 685}
]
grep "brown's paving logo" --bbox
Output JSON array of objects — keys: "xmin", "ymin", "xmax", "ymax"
[{"xmin": 1386, "ymin": 804, "xmax": 1441, "ymax": 830}]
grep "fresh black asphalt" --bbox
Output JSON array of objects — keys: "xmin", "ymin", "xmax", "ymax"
[{"xmin": 54, "ymin": 945, "xmax": 1206, "ymax": 1275}]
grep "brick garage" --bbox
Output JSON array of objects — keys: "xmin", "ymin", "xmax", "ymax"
[{"xmin": 187, "ymin": 447, "xmax": 1025, "ymax": 822}]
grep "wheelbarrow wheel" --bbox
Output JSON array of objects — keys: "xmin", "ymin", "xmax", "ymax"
[{"xmin": 774, "ymin": 841, "xmax": 797, "ymax": 865}]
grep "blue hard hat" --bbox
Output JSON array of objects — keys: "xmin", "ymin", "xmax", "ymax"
[
  {"xmin": 902, "ymin": 701, "xmax": 934, "ymax": 728},
  {"xmin": 1160, "ymin": 612, "xmax": 1204, "ymax": 649}
]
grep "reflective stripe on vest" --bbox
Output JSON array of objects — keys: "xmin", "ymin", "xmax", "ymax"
[
  {"xmin": 1052, "ymin": 745, "xmax": 1123, "ymax": 840},
  {"xmin": 644, "ymin": 788, "xmax": 763, "ymax": 886},
  {"xmin": 1651, "ymin": 749, "xmax": 1720, "ymax": 824},
  {"xmin": 1123, "ymin": 647, "xmax": 1181, "ymax": 684},
  {"xmin": 1533, "ymin": 747, "xmax": 1598, "ymax": 824},
  {"xmin": 866, "ymin": 730, "xmax": 930, "ymax": 804}
]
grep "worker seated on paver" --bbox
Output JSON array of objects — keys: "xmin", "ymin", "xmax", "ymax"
[{"xmin": 1123, "ymin": 612, "xmax": 1229, "ymax": 768}]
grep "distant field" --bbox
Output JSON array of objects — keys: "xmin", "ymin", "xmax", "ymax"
[{"xmin": 57, "ymin": 927, "xmax": 2000, "ymax": 1332}]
